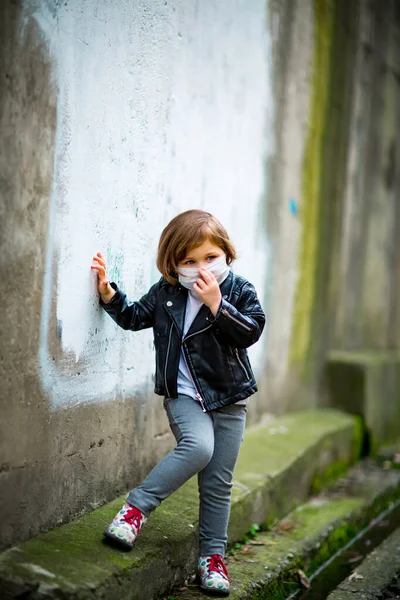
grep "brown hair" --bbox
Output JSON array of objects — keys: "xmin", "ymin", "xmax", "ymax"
[{"xmin": 157, "ymin": 209, "xmax": 236, "ymax": 284}]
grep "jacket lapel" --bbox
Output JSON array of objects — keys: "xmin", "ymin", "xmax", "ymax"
[
  {"xmin": 219, "ymin": 270, "xmax": 234, "ymax": 301},
  {"xmin": 184, "ymin": 303, "xmax": 211, "ymax": 339},
  {"xmin": 163, "ymin": 286, "xmax": 187, "ymax": 337}
]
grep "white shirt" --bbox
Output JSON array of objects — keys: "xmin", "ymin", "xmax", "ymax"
[{"xmin": 177, "ymin": 290, "xmax": 203, "ymax": 400}]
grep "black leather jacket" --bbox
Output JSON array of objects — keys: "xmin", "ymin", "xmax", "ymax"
[{"xmin": 100, "ymin": 270, "xmax": 265, "ymax": 411}]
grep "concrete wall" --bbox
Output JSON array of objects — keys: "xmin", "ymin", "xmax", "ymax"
[
  {"xmin": 262, "ymin": 0, "xmax": 315, "ymax": 411},
  {"xmin": 264, "ymin": 0, "xmax": 400, "ymax": 413},
  {"xmin": 1, "ymin": 0, "xmax": 400, "ymax": 550},
  {"xmin": 333, "ymin": 0, "xmax": 400, "ymax": 351},
  {"xmin": 0, "ymin": 0, "xmax": 272, "ymax": 549}
]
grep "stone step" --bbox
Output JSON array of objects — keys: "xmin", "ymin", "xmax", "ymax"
[
  {"xmin": 168, "ymin": 461, "xmax": 400, "ymax": 599},
  {"xmin": 0, "ymin": 409, "xmax": 361, "ymax": 600},
  {"xmin": 326, "ymin": 525, "xmax": 400, "ymax": 600},
  {"xmin": 325, "ymin": 350, "xmax": 400, "ymax": 452}
]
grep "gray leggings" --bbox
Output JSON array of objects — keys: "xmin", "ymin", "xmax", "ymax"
[{"xmin": 127, "ymin": 394, "xmax": 247, "ymax": 556}]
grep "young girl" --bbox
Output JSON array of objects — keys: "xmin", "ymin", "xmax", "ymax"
[{"xmin": 91, "ymin": 209, "xmax": 265, "ymax": 596}]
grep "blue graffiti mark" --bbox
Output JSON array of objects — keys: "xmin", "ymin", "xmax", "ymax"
[{"xmin": 289, "ymin": 197, "xmax": 298, "ymax": 215}]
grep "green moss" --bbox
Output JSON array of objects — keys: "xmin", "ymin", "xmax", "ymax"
[
  {"xmin": 351, "ymin": 415, "xmax": 364, "ymax": 460},
  {"xmin": 311, "ymin": 417, "xmax": 363, "ymax": 493},
  {"xmin": 227, "ymin": 473, "xmax": 400, "ymax": 600},
  {"xmin": 236, "ymin": 409, "xmax": 355, "ymax": 479},
  {"xmin": 311, "ymin": 458, "xmax": 352, "ymax": 494},
  {"xmin": 329, "ymin": 350, "xmax": 400, "ymax": 364},
  {"xmin": 229, "ymin": 410, "xmax": 358, "ymax": 539},
  {"xmin": 224, "ymin": 496, "xmax": 364, "ymax": 600},
  {"xmin": 289, "ymin": 0, "xmax": 335, "ymax": 370},
  {"xmin": 325, "ymin": 355, "xmax": 400, "ymax": 452},
  {"xmin": 228, "ymin": 492, "xmax": 392, "ymax": 600},
  {"xmin": 0, "ymin": 410, "xmax": 361, "ymax": 599},
  {"xmin": 0, "ymin": 482, "xmax": 201, "ymax": 592}
]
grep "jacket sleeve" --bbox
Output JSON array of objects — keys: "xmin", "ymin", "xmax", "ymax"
[
  {"xmin": 99, "ymin": 279, "xmax": 161, "ymax": 331},
  {"xmin": 209, "ymin": 281, "xmax": 265, "ymax": 348}
]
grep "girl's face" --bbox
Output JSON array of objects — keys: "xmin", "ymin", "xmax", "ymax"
[{"xmin": 178, "ymin": 239, "xmax": 225, "ymax": 269}]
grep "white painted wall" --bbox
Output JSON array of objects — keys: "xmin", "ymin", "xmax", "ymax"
[{"xmin": 22, "ymin": 0, "xmax": 273, "ymax": 408}]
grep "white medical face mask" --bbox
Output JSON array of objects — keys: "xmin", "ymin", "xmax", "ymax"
[{"xmin": 177, "ymin": 254, "xmax": 230, "ymax": 291}]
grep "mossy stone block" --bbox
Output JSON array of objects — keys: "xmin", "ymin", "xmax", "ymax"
[{"xmin": 326, "ymin": 351, "xmax": 400, "ymax": 452}]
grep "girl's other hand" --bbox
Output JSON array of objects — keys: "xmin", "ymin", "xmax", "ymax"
[
  {"xmin": 91, "ymin": 252, "xmax": 115, "ymax": 303},
  {"xmin": 193, "ymin": 268, "xmax": 222, "ymax": 316}
]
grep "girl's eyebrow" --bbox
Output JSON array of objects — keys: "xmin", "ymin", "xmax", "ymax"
[{"xmin": 185, "ymin": 252, "xmax": 217, "ymax": 260}]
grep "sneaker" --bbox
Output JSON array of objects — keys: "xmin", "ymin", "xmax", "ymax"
[
  {"xmin": 103, "ymin": 502, "xmax": 147, "ymax": 550},
  {"xmin": 198, "ymin": 554, "xmax": 230, "ymax": 596}
]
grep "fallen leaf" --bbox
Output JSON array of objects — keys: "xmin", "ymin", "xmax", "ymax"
[
  {"xmin": 297, "ymin": 569, "xmax": 311, "ymax": 589},
  {"xmin": 263, "ymin": 540, "xmax": 279, "ymax": 545},
  {"xmin": 242, "ymin": 559, "xmax": 255, "ymax": 563},
  {"xmin": 348, "ymin": 554, "xmax": 363, "ymax": 564},
  {"xmin": 248, "ymin": 540, "xmax": 266, "ymax": 546},
  {"xmin": 348, "ymin": 570, "xmax": 364, "ymax": 582},
  {"xmin": 274, "ymin": 521, "xmax": 297, "ymax": 534},
  {"xmin": 377, "ymin": 520, "xmax": 390, "ymax": 527}
]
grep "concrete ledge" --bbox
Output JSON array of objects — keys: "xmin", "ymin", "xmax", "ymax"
[
  {"xmin": 326, "ymin": 351, "xmax": 400, "ymax": 451},
  {"xmin": 172, "ymin": 462, "xmax": 400, "ymax": 599},
  {"xmin": 0, "ymin": 409, "xmax": 361, "ymax": 599},
  {"xmin": 327, "ymin": 526, "xmax": 400, "ymax": 600}
]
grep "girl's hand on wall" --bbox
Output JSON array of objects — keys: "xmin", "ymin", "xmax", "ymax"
[
  {"xmin": 194, "ymin": 268, "xmax": 222, "ymax": 316},
  {"xmin": 91, "ymin": 252, "xmax": 115, "ymax": 303}
]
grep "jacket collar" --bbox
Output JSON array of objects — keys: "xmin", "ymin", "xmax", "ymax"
[{"xmin": 163, "ymin": 270, "xmax": 234, "ymax": 338}]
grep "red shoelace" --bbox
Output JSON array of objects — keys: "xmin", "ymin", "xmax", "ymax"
[
  {"xmin": 123, "ymin": 505, "xmax": 143, "ymax": 532},
  {"xmin": 208, "ymin": 554, "xmax": 230, "ymax": 581}
]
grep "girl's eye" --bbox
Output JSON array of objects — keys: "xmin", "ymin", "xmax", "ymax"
[{"xmin": 183, "ymin": 255, "xmax": 218, "ymax": 265}]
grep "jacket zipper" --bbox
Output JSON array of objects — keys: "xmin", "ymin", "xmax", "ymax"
[
  {"xmin": 164, "ymin": 323, "xmax": 173, "ymax": 398},
  {"xmin": 183, "ymin": 324, "xmax": 212, "ymax": 341},
  {"xmin": 182, "ymin": 344, "xmax": 207, "ymax": 412},
  {"xmin": 165, "ymin": 315, "xmax": 208, "ymax": 411},
  {"xmin": 221, "ymin": 308, "xmax": 251, "ymax": 331},
  {"xmin": 234, "ymin": 348, "xmax": 250, "ymax": 381}
]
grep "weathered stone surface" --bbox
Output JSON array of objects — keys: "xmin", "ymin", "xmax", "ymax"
[
  {"xmin": 326, "ymin": 351, "xmax": 400, "ymax": 451},
  {"xmin": 170, "ymin": 462, "xmax": 400, "ymax": 599},
  {"xmin": 0, "ymin": 409, "xmax": 360, "ymax": 599},
  {"xmin": 327, "ymin": 527, "xmax": 400, "ymax": 600}
]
